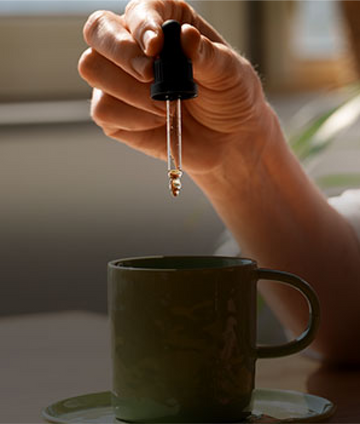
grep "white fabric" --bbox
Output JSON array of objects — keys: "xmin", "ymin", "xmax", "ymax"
[
  {"xmin": 215, "ymin": 189, "xmax": 360, "ymax": 256},
  {"xmin": 328, "ymin": 189, "xmax": 360, "ymax": 240}
]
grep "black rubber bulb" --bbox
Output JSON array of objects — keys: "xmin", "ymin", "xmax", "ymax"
[{"xmin": 151, "ymin": 20, "xmax": 198, "ymax": 101}]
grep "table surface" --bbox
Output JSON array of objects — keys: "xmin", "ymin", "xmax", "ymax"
[{"xmin": 0, "ymin": 311, "xmax": 359, "ymax": 423}]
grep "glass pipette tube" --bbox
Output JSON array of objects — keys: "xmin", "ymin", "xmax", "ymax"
[{"xmin": 166, "ymin": 98, "xmax": 183, "ymax": 197}]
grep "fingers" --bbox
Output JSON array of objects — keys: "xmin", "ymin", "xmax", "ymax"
[
  {"xmin": 124, "ymin": 0, "xmax": 226, "ymax": 56},
  {"xmin": 103, "ymin": 125, "xmax": 167, "ymax": 161},
  {"xmin": 82, "ymin": 2, "xmax": 231, "ymax": 86},
  {"xmin": 91, "ymin": 89, "xmax": 164, "ymax": 131},
  {"xmin": 83, "ymin": 10, "xmax": 153, "ymax": 82},
  {"xmin": 78, "ymin": 48, "xmax": 165, "ymax": 116},
  {"xmin": 124, "ymin": 0, "xmax": 195, "ymax": 56}
]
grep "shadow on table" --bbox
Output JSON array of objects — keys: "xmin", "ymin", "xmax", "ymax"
[{"xmin": 307, "ymin": 363, "xmax": 360, "ymax": 423}]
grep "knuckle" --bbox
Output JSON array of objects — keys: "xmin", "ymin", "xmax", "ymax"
[
  {"xmin": 113, "ymin": 33, "xmax": 133, "ymax": 54},
  {"xmin": 103, "ymin": 126, "xmax": 118, "ymax": 138},
  {"xmin": 90, "ymin": 93, "xmax": 110, "ymax": 125},
  {"xmin": 83, "ymin": 10, "xmax": 110, "ymax": 45},
  {"xmin": 77, "ymin": 48, "xmax": 96, "ymax": 80}
]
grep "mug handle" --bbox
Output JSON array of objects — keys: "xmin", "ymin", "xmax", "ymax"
[{"xmin": 256, "ymin": 268, "xmax": 320, "ymax": 359}]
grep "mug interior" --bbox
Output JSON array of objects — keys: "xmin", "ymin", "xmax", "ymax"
[{"xmin": 110, "ymin": 256, "xmax": 254, "ymax": 271}]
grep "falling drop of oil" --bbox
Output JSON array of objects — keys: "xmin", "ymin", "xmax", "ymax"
[{"xmin": 168, "ymin": 169, "xmax": 182, "ymax": 197}]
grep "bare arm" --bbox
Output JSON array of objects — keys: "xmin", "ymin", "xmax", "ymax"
[
  {"xmin": 78, "ymin": 0, "xmax": 360, "ymax": 363},
  {"xmin": 192, "ymin": 108, "xmax": 360, "ymax": 364}
]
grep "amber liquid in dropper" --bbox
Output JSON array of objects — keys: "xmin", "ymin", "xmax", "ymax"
[{"xmin": 166, "ymin": 98, "xmax": 183, "ymax": 197}]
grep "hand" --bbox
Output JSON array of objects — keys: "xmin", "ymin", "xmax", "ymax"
[{"xmin": 78, "ymin": 0, "xmax": 272, "ymax": 176}]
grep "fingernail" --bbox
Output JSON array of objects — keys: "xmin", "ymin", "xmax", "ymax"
[{"xmin": 142, "ymin": 30, "xmax": 157, "ymax": 53}]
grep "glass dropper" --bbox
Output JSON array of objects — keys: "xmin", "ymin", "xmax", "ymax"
[
  {"xmin": 150, "ymin": 20, "xmax": 198, "ymax": 197},
  {"xmin": 166, "ymin": 98, "xmax": 182, "ymax": 197}
]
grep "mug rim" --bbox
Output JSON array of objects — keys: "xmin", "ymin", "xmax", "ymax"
[{"xmin": 108, "ymin": 255, "xmax": 256, "ymax": 272}]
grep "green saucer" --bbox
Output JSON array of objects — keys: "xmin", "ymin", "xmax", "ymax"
[{"xmin": 42, "ymin": 389, "xmax": 335, "ymax": 423}]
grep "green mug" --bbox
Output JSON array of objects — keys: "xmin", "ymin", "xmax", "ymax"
[{"xmin": 108, "ymin": 256, "xmax": 320, "ymax": 423}]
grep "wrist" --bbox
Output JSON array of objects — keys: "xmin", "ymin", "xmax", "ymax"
[{"xmin": 190, "ymin": 103, "xmax": 288, "ymax": 203}]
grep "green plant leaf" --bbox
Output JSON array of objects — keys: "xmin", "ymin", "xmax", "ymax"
[
  {"xmin": 289, "ymin": 89, "xmax": 360, "ymax": 162},
  {"xmin": 289, "ymin": 109, "xmax": 336, "ymax": 160},
  {"xmin": 316, "ymin": 173, "xmax": 360, "ymax": 189}
]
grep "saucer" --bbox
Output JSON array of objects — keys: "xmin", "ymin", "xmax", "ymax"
[{"xmin": 42, "ymin": 389, "xmax": 335, "ymax": 423}]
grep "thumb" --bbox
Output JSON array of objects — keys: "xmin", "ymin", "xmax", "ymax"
[{"xmin": 181, "ymin": 24, "xmax": 245, "ymax": 88}]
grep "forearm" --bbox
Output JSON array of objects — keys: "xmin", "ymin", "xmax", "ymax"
[{"xmin": 191, "ymin": 104, "xmax": 360, "ymax": 363}]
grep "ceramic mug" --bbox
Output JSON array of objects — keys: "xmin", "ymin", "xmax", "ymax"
[{"xmin": 108, "ymin": 256, "xmax": 320, "ymax": 423}]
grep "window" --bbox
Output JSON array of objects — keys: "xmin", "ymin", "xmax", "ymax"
[
  {"xmin": 291, "ymin": 1, "xmax": 345, "ymax": 60},
  {"xmin": 261, "ymin": 0, "xmax": 356, "ymax": 92}
]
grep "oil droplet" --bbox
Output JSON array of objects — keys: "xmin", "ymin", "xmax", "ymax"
[
  {"xmin": 170, "ymin": 178, "xmax": 181, "ymax": 197},
  {"xmin": 168, "ymin": 169, "xmax": 182, "ymax": 197}
]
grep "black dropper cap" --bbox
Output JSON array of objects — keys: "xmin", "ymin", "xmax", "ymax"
[{"xmin": 151, "ymin": 20, "xmax": 198, "ymax": 101}]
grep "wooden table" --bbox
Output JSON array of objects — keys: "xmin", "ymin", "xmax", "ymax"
[{"xmin": 0, "ymin": 312, "xmax": 358, "ymax": 423}]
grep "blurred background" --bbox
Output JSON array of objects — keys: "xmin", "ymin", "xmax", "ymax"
[{"xmin": 1, "ymin": 1, "xmax": 360, "ymax": 336}]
